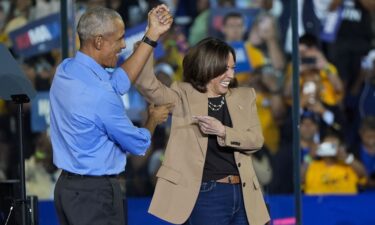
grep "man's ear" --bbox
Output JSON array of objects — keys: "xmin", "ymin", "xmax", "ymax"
[{"xmin": 94, "ymin": 35, "xmax": 103, "ymax": 50}]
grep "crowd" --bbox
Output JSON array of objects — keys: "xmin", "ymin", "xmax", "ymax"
[{"xmin": 0, "ymin": 0, "xmax": 375, "ymax": 201}]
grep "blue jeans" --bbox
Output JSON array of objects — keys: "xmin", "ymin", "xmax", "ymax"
[{"xmin": 184, "ymin": 181, "xmax": 249, "ymax": 225}]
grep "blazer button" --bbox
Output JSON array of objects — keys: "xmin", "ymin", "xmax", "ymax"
[
  {"xmin": 237, "ymin": 163, "xmax": 241, "ymax": 167},
  {"xmin": 242, "ymin": 182, "xmax": 246, "ymax": 187}
]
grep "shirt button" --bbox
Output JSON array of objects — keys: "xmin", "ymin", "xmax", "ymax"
[
  {"xmin": 238, "ymin": 163, "xmax": 241, "ymax": 167},
  {"xmin": 243, "ymin": 182, "xmax": 246, "ymax": 187}
]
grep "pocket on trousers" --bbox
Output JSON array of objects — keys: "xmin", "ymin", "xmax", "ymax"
[
  {"xmin": 199, "ymin": 181, "xmax": 216, "ymax": 193},
  {"xmin": 156, "ymin": 164, "xmax": 181, "ymax": 184}
]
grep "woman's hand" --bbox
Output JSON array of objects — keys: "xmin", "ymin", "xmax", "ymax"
[{"xmin": 193, "ymin": 115, "xmax": 226, "ymax": 138}]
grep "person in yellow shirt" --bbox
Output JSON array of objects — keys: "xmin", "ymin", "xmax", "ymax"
[
  {"xmin": 284, "ymin": 33, "xmax": 344, "ymax": 107},
  {"xmin": 303, "ymin": 132, "xmax": 367, "ymax": 195},
  {"xmin": 250, "ymin": 65, "xmax": 285, "ymax": 154}
]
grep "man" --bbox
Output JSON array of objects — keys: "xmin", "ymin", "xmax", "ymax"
[
  {"xmin": 221, "ymin": 12, "xmax": 266, "ymax": 85},
  {"xmin": 50, "ymin": 5, "xmax": 173, "ymax": 225}
]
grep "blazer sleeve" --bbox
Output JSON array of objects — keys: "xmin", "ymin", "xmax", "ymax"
[
  {"xmin": 217, "ymin": 88, "xmax": 264, "ymax": 152},
  {"xmin": 134, "ymin": 55, "xmax": 180, "ymax": 106}
]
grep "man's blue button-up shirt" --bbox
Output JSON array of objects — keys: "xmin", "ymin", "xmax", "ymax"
[{"xmin": 50, "ymin": 51, "xmax": 151, "ymax": 175}]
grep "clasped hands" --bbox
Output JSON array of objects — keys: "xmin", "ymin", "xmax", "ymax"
[{"xmin": 145, "ymin": 4, "xmax": 174, "ymax": 41}]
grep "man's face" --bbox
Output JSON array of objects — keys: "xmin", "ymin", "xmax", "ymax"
[
  {"xmin": 222, "ymin": 17, "xmax": 245, "ymax": 42},
  {"xmin": 300, "ymin": 118, "xmax": 318, "ymax": 142},
  {"xmin": 100, "ymin": 18, "xmax": 126, "ymax": 68}
]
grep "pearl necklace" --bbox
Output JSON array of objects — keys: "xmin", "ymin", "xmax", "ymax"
[{"xmin": 208, "ymin": 96, "xmax": 225, "ymax": 111}]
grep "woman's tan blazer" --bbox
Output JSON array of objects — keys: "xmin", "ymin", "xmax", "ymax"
[{"xmin": 135, "ymin": 62, "xmax": 270, "ymax": 225}]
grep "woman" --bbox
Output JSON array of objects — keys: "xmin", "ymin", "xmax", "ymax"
[{"xmin": 135, "ymin": 37, "xmax": 270, "ymax": 225}]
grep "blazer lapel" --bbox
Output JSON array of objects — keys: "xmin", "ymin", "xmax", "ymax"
[{"xmin": 185, "ymin": 87, "xmax": 208, "ymax": 157}]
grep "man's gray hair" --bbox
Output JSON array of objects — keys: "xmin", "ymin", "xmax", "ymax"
[{"xmin": 77, "ymin": 6, "xmax": 122, "ymax": 43}]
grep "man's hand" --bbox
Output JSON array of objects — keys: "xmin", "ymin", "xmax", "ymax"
[
  {"xmin": 145, "ymin": 4, "xmax": 174, "ymax": 41},
  {"xmin": 193, "ymin": 115, "xmax": 226, "ymax": 138},
  {"xmin": 148, "ymin": 103, "xmax": 174, "ymax": 125},
  {"xmin": 144, "ymin": 103, "xmax": 173, "ymax": 135}
]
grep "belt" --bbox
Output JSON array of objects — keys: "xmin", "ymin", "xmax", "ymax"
[
  {"xmin": 61, "ymin": 170, "xmax": 118, "ymax": 178},
  {"xmin": 216, "ymin": 175, "xmax": 241, "ymax": 184}
]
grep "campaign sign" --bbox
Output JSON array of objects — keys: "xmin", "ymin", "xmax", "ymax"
[
  {"xmin": 31, "ymin": 91, "xmax": 50, "ymax": 132},
  {"xmin": 117, "ymin": 22, "xmax": 165, "ymax": 66},
  {"xmin": 9, "ymin": 13, "xmax": 60, "ymax": 58},
  {"xmin": 229, "ymin": 41, "xmax": 252, "ymax": 73}
]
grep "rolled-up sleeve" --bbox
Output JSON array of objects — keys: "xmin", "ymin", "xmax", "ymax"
[
  {"xmin": 95, "ymin": 91, "xmax": 151, "ymax": 156},
  {"xmin": 110, "ymin": 67, "xmax": 131, "ymax": 95}
]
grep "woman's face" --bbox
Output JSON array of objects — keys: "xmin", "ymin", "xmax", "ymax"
[{"xmin": 206, "ymin": 53, "xmax": 235, "ymax": 97}]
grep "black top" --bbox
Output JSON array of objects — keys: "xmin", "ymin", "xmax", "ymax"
[{"xmin": 202, "ymin": 96, "xmax": 239, "ymax": 182}]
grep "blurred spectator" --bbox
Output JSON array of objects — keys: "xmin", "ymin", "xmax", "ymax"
[
  {"xmin": 187, "ymin": 0, "xmax": 211, "ymax": 46},
  {"xmin": 1, "ymin": 0, "xmax": 30, "ymax": 47},
  {"xmin": 350, "ymin": 116, "xmax": 375, "ymax": 189},
  {"xmin": 284, "ymin": 34, "xmax": 344, "ymax": 136},
  {"xmin": 249, "ymin": 65, "xmax": 285, "ymax": 154},
  {"xmin": 25, "ymin": 132, "xmax": 59, "ymax": 199},
  {"xmin": 34, "ymin": 58, "xmax": 53, "ymax": 91},
  {"xmin": 299, "ymin": 69, "xmax": 337, "ymax": 129},
  {"xmin": 188, "ymin": 0, "xmax": 237, "ymax": 46},
  {"xmin": 221, "ymin": 11, "xmax": 266, "ymax": 85},
  {"xmin": 358, "ymin": 49, "xmax": 375, "ymax": 117},
  {"xmin": 29, "ymin": 0, "xmax": 59, "ymax": 21},
  {"xmin": 285, "ymin": 34, "xmax": 344, "ymax": 107},
  {"xmin": 119, "ymin": 0, "xmax": 154, "ymax": 27},
  {"xmin": 159, "ymin": 25, "xmax": 189, "ymax": 81},
  {"xmin": 269, "ymin": 111, "xmax": 320, "ymax": 194},
  {"xmin": 248, "ymin": 11, "xmax": 286, "ymax": 71},
  {"xmin": 303, "ymin": 132, "xmax": 367, "ymax": 195},
  {"xmin": 326, "ymin": 0, "xmax": 375, "ymax": 92},
  {"xmin": 300, "ymin": 111, "xmax": 321, "ymax": 163},
  {"xmin": 344, "ymin": 49, "xmax": 375, "ymax": 146},
  {"xmin": 22, "ymin": 61, "xmax": 37, "ymax": 87},
  {"xmin": 280, "ymin": 0, "xmax": 332, "ymax": 54}
]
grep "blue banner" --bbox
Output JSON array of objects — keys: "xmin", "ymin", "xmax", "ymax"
[
  {"xmin": 9, "ymin": 13, "xmax": 60, "ymax": 58},
  {"xmin": 31, "ymin": 91, "xmax": 50, "ymax": 132}
]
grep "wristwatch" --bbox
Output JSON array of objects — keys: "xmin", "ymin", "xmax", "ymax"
[{"xmin": 142, "ymin": 35, "xmax": 157, "ymax": 48}]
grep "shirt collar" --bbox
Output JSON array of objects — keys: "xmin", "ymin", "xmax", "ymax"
[{"xmin": 74, "ymin": 51, "xmax": 110, "ymax": 81}]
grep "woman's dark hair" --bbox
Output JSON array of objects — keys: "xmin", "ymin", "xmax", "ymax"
[{"xmin": 182, "ymin": 37, "xmax": 236, "ymax": 92}]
